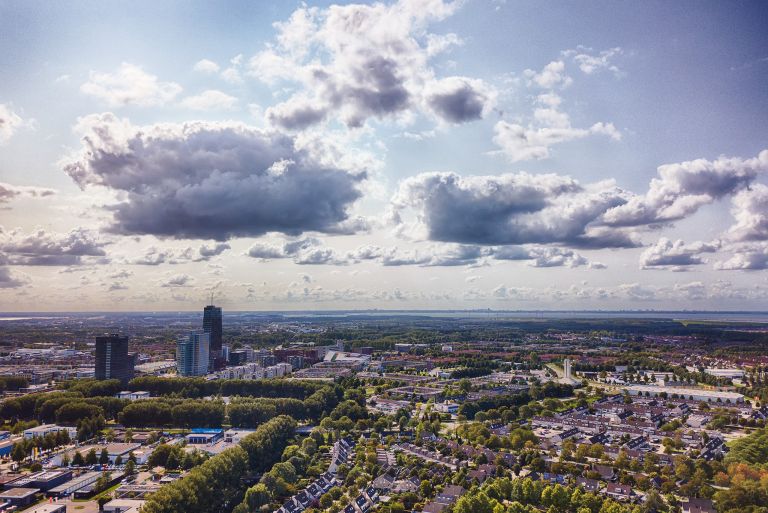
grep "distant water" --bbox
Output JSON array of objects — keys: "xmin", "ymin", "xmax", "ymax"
[
  {"xmin": 2, "ymin": 310, "xmax": 768, "ymax": 323},
  {"xmin": 277, "ymin": 310, "xmax": 768, "ymax": 322}
]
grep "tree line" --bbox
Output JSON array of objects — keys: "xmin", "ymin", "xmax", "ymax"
[
  {"xmin": 1, "ymin": 379, "xmax": 341, "ymax": 429},
  {"xmin": 459, "ymin": 382, "xmax": 574, "ymax": 420},
  {"xmin": 141, "ymin": 415, "xmax": 297, "ymax": 513}
]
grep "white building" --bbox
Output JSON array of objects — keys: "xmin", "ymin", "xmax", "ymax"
[
  {"xmin": 176, "ymin": 332, "xmax": 210, "ymax": 376},
  {"xmin": 563, "ymin": 359, "xmax": 573, "ymax": 380},
  {"xmin": 117, "ymin": 391, "xmax": 151, "ymax": 400},
  {"xmin": 23, "ymin": 424, "xmax": 76, "ymax": 440},
  {"xmin": 323, "ymin": 351, "xmax": 371, "ymax": 370},
  {"xmin": 704, "ymin": 368, "xmax": 744, "ymax": 380},
  {"xmin": 624, "ymin": 385, "xmax": 743, "ymax": 403}
]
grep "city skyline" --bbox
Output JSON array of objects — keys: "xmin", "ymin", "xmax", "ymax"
[{"xmin": 1, "ymin": 0, "xmax": 768, "ymax": 311}]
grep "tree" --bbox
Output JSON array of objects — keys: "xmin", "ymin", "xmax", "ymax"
[
  {"xmin": 11, "ymin": 443, "xmax": 26, "ymax": 463},
  {"xmin": 125, "ymin": 459, "xmax": 136, "ymax": 476},
  {"xmin": 85, "ymin": 448, "xmax": 98, "ymax": 465},
  {"xmin": 73, "ymin": 451, "xmax": 85, "ymax": 466},
  {"xmin": 165, "ymin": 450, "xmax": 180, "ymax": 470},
  {"xmin": 244, "ymin": 483, "xmax": 272, "ymax": 511},
  {"xmin": 643, "ymin": 490, "xmax": 665, "ymax": 513},
  {"xmin": 99, "ymin": 448, "xmax": 110, "ymax": 465}
]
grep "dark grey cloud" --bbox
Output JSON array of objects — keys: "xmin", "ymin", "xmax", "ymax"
[
  {"xmin": 426, "ymin": 77, "xmax": 493, "ymax": 123},
  {"xmin": 251, "ymin": 1, "xmax": 493, "ymax": 129},
  {"xmin": 390, "ymin": 171, "xmax": 634, "ymax": 248},
  {"xmin": 267, "ymin": 100, "xmax": 328, "ymax": 131},
  {"xmin": 62, "ymin": 114, "xmax": 366, "ymax": 240},
  {"xmin": 197, "ymin": 242, "xmax": 231, "ymax": 260}
]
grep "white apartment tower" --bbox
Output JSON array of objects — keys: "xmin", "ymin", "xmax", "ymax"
[{"xmin": 177, "ymin": 331, "xmax": 210, "ymax": 376}]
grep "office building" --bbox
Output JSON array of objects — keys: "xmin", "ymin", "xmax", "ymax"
[
  {"xmin": 95, "ymin": 335, "xmax": 135, "ymax": 384},
  {"xmin": 177, "ymin": 332, "xmax": 210, "ymax": 377},
  {"xmin": 563, "ymin": 358, "xmax": 573, "ymax": 380},
  {"xmin": 203, "ymin": 304, "xmax": 223, "ymax": 370}
]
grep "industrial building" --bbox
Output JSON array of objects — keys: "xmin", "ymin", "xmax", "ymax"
[{"xmin": 623, "ymin": 385, "xmax": 744, "ymax": 403}]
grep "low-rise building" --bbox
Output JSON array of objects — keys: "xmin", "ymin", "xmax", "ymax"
[
  {"xmin": 117, "ymin": 391, "xmax": 151, "ymax": 400},
  {"xmin": 623, "ymin": 385, "xmax": 743, "ymax": 404},
  {"xmin": 0, "ymin": 487, "xmax": 40, "ymax": 508}
]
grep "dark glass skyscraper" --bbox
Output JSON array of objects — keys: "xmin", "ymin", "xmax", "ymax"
[
  {"xmin": 203, "ymin": 304, "xmax": 223, "ymax": 370},
  {"xmin": 95, "ymin": 334, "xmax": 135, "ymax": 384}
]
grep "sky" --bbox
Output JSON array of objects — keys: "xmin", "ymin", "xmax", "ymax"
[{"xmin": 1, "ymin": 0, "xmax": 768, "ymax": 311}]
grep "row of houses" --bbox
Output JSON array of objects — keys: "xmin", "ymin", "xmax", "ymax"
[{"xmin": 275, "ymin": 437, "xmax": 354, "ymax": 513}]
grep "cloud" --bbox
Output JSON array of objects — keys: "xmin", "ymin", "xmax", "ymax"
[
  {"xmin": 381, "ymin": 244, "xmax": 489, "ymax": 267},
  {"xmin": 247, "ymin": 237, "xmax": 344, "ymax": 265},
  {"xmin": 160, "ymin": 273, "xmax": 194, "ymax": 287},
  {"xmin": 0, "ymin": 104, "xmax": 23, "ymax": 143},
  {"xmin": 727, "ymin": 183, "xmax": 768, "ymax": 241},
  {"xmin": 80, "ymin": 63, "xmax": 182, "ymax": 107},
  {"xmin": 131, "ymin": 242, "xmax": 230, "ymax": 265},
  {"xmin": 390, "ymin": 171, "xmax": 636, "ymax": 248},
  {"xmin": 0, "ymin": 266, "xmax": 27, "ymax": 288},
  {"xmin": 193, "ymin": 59, "xmax": 220, "ymax": 73},
  {"xmin": 197, "ymin": 242, "xmax": 230, "ymax": 260},
  {"xmin": 249, "ymin": 0, "xmax": 492, "ymax": 129},
  {"xmin": 221, "ymin": 54, "xmax": 244, "ymax": 84},
  {"xmin": 62, "ymin": 113, "xmax": 367, "ymax": 240},
  {"xmin": 179, "ymin": 90, "xmax": 238, "ymax": 111},
  {"xmin": 604, "ymin": 150, "xmax": 768, "ymax": 227},
  {"xmin": 524, "ymin": 60, "xmax": 572, "ymax": 89},
  {"xmin": 563, "ymin": 46, "xmax": 624, "ymax": 75},
  {"xmin": 0, "ymin": 227, "xmax": 108, "ymax": 266},
  {"xmin": 639, "ymin": 237, "xmax": 720, "ymax": 270},
  {"xmin": 108, "ymin": 282, "xmax": 128, "ymax": 292},
  {"xmin": 247, "ymin": 237, "xmax": 600, "ymax": 269},
  {"xmin": 715, "ymin": 243, "xmax": 768, "ymax": 270},
  {"xmin": 526, "ymin": 247, "xmax": 589, "ymax": 268},
  {"xmin": 131, "ymin": 247, "xmax": 174, "ymax": 266},
  {"xmin": 492, "ymin": 58, "xmax": 621, "ymax": 162},
  {"xmin": 493, "ymin": 118, "xmax": 620, "ymax": 162},
  {"xmin": 266, "ymin": 96, "xmax": 328, "ymax": 130},
  {"xmin": 424, "ymin": 76, "xmax": 496, "ymax": 123},
  {"xmin": 492, "ymin": 285, "xmax": 538, "ymax": 301},
  {"xmin": 0, "ymin": 182, "xmax": 56, "ymax": 204}
]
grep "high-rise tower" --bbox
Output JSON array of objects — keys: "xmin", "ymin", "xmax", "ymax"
[
  {"xmin": 176, "ymin": 331, "xmax": 210, "ymax": 376},
  {"xmin": 95, "ymin": 334, "xmax": 135, "ymax": 384},
  {"xmin": 203, "ymin": 302, "xmax": 223, "ymax": 370}
]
